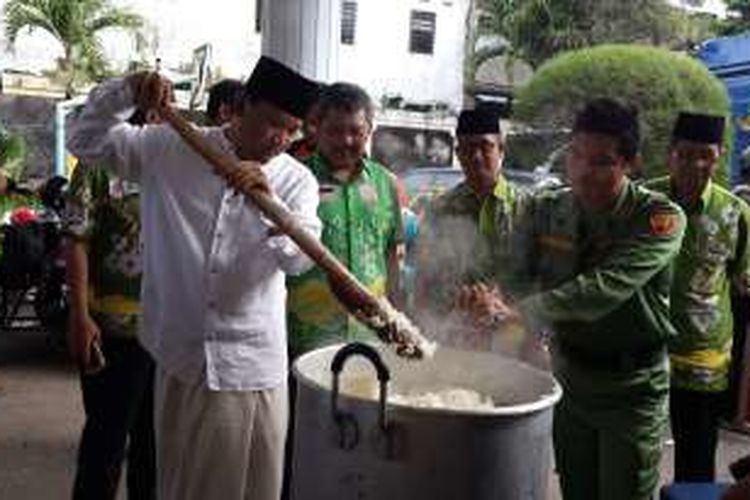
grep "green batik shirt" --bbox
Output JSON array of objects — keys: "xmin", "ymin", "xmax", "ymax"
[
  {"xmin": 646, "ymin": 178, "xmax": 750, "ymax": 391},
  {"xmin": 481, "ymin": 180, "xmax": 686, "ymax": 358},
  {"xmin": 63, "ymin": 163, "xmax": 142, "ymax": 338},
  {"xmin": 478, "ymin": 175, "xmax": 528, "ymax": 297},
  {"xmin": 287, "ymin": 152, "xmax": 403, "ymax": 356},
  {"xmin": 415, "ymin": 181, "xmax": 488, "ymax": 308}
]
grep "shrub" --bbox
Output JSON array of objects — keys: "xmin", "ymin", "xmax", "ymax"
[
  {"xmin": 513, "ymin": 44, "xmax": 732, "ymax": 183},
  {"xmin": 0, "ymin": 127, "xmax": 28, "ymax": 180}
]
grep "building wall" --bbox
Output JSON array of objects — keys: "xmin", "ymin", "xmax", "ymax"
[
  {"xmin": 0, "ymin": 0, "xmax": 263, "ymax": 80},
  {"xmin": 0, "ymin": 95, "xmax": 56, "ymax": 180},
  {"xmin": 111, "ymin": 0, "xmax": 262, "ymax": 78},
  {"xmin": 1, "ymin": 0, "xmax": 466, "ymax": 108},
  {"xmin": 337, "ymin": 0, "xmax": 469, "ymax": 111}
]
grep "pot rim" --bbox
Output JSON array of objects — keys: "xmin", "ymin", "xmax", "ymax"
[{"xmin": 292, "ymin": 345, "xmax": 563, "ymax": 418}]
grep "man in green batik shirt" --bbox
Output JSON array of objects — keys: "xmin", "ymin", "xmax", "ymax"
[
  {"xmin": 63, "ymin": 109, "xmax": 158, "ymax": 500},
  {"xmin": 414, "ymin": 108, "xmax": 525, "ymax": 351},
  {"xmin": 415, "ymin": 108, "xmax": 513, "ymax": 305},
  {"xmin": 477, "ymin": 99, "xmax": 686, "ymax": 500},
  {"xmin": 286, "ymin": 82, "xmax": 403, "ymax": 358},
  {"xmin": 646, "ymin": 112, "xmax": 750, "ymax": 482}
]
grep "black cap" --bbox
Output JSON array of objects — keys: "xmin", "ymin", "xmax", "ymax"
[
  {"xmin": 456, "ymin": 108, "xmax": 501, "ymax": 135},
  {"xmin": 244, "ymin": 56, "xmax": 320, "ymax": 120},
  {"xmin": 672, "ymin": 112, "xmax": 725, "ymax": 145},
  {"xmin": 207, "ymin": 79, "xmax": 244, "ymax": 122}
]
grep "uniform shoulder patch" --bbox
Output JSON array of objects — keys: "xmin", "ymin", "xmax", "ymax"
[{"xmin": 649, "ymin": 210, "xmax": 680, "ymax": 236}]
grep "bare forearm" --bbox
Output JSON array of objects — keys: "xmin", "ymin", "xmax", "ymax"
[
  {"xmin": 63, "ymin": 239, "xmax": 89, "ymax": 316},
  {"xmin": 62, "ymin": 238, "xmax": 101, "ymax": 365}
]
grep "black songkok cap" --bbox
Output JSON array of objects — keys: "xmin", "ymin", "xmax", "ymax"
[
  {"xmin": 244, "ymin": 56, "xmax": 320, "ymax": 120},
  {"xmin": 456, "ymin": 108, "xmax": 501, "ymax": 135},
  {"xmin": 672, "ymin": 112, "xmax": 726, "ymax": 145}
]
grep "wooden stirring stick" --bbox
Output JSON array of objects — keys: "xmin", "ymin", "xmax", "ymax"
[{"xmin": 159, "ymin": 106, "xmax": 434, "ymax": 359}]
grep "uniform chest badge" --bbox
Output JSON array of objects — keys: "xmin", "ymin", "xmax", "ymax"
[{"xmin": 649, "ymin": 211, "xmax": 680, "ymax": 236}]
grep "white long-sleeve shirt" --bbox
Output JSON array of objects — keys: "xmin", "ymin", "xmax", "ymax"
[{"xmin": 67, "ymin": 77, "xmax": 322, "ymax": 390}]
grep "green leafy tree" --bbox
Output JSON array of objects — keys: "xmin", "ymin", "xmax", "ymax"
[
  {"xmin": 720, "ymin": 0, "xmax": 750, "ymax": 35},
  {"xmin": 0, "ymin": 127, "xmax": 28, "ymax": 181},
  {"xmin": 513, "ymin": 44, "xmax": 732, "ymax": 183},
  {"xmin": 472, "ymin": 0, "xmax": 716, "ymax": 69},
  {"xmin": 4, "ymin": 0, "xmax": 145, "ymax": 96}
]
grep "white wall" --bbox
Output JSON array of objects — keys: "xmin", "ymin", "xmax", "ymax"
[
  {"xmin": 262, "ymin": 0, "xmax": 341, "ymax": 82},
  {"xmin": 0, "ymin": 0, "xmax": 468, "ymax": 109},
  {"xmin": 337, "ymin": 0, "xmax": 469, "ymax": 111},
  {"xmin": 0, "ymin": 0, "xmax": 262, "ymax": 79}
]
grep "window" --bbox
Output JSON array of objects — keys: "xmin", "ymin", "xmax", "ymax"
[
  {"xmin": 409, "ymin": 10, "xmax": 436, "ymax": 55},
  {"xmin": 341, "ymin": 1, "xmax": 358, "ymax": 45},
  {"xmin": 255, "ymin": 0, "xmax": 263, "ymax": 33}
]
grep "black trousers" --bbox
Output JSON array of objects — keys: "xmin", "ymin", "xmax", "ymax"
[
  {"xmin": 72, "ymin": 336, "xmax": 156, "ymax": 500},
  {"xmin": 727, "ymin": 293, "xmax": 750, "ymax": 420},
  {"xmin": 670, "ymin": 387, "xmax": 726, "ymax": 482}
]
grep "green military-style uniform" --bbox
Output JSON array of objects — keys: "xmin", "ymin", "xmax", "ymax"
[
  {"xmin": 646, "ymin": 178, "xmax": 750, "ymax": 392},
  {"xmin": 287, "ymin": 152, "xmax": 402, "ymax": 358},
  {"xmin": 482, "ymin": 179, "xmax": 686, "ymax": 500}
]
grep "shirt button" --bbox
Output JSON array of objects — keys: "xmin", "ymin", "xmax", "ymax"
[{"xmin": 208, "ymin": 301, "xmax": 216, "ymax": 309}]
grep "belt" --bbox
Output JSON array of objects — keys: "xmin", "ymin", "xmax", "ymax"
[{"xmin": 556, "ymin": 340, "xmax": 666, "ymax": 373}]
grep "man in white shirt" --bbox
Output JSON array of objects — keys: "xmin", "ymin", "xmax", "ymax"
[{"xmin": 66, "ymin": 56, "xmax": 322, "ymax": 500}]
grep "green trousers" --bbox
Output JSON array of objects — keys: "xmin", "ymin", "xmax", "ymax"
[{"xmin": 552, "ymin": 354, "xmax": 669, "ymax": 500}]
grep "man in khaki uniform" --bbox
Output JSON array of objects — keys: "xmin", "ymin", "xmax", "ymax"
[{"xmin": 480, "ymin": 99, "xmax": 686, "ymax": 499}]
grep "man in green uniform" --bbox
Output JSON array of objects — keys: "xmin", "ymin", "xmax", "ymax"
[
  {"xmin": 415, "ymin": 109, "xmax": 520, "ymax": 301},
  {"xmin": 479, "ymin": 99, "xmax": 686, "ymax": 499},
  {"xmin": 286, "ymin": 82, "xmax": 403, "ymax": 359},
  {"xmin": 646, "ymin": 112, "xmax": 750, "ymax": 482},
  {"xmin": 414, "ymin": 108, "xmax": 522, "ymax": 349}
]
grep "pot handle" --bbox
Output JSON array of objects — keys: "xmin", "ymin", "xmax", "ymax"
[{"xmin": 330, "ymin": 343, "xmax": 391, "ymax": 450}]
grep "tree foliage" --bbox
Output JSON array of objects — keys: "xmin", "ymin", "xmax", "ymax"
[
  {"xmin": 0, "ymin": 127, "xmax": 28, "ymax": 180},
  {"xmin": 719, "ymin": 0, "xmax": 750, "ymax": 35},
  {"xmin": 473, "ymin": 0, "xmax": 718, "ymax": 69},
  {"xmin": 513, "ymin": 44, "xmax": 732, "ymax": 183},
  {"xmin": 3, "ymin": 0, "xmax": 144, "ymax": 95}
]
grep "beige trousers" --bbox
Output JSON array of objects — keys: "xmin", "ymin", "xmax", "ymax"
[{"xmin": 155, "ymin": 368, "xmax": 288, "ymax": 500}]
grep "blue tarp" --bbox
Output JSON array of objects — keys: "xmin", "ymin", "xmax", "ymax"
[{"xmin": 697, "ymin": 33, "xmax": 750, "ymax": 184}]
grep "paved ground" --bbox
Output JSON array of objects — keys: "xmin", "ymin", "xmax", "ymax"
[
  {"xmin": 0, "ymin": 328, "xmax": 80, "ymax": 499},
  {"xmin": 2, "ymin": 328, "xmax": 750, "ymax": 499}
]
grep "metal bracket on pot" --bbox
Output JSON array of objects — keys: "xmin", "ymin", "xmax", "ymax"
[{"xmin": 330, "ymin": 342, "xmax": 391, "ymax": 454}]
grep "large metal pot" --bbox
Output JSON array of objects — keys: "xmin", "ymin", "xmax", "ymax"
[{"xmin": 291, "ymin": 343, "xmax": 562, "ymax": 500}]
